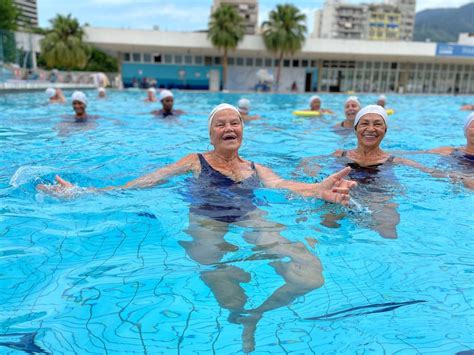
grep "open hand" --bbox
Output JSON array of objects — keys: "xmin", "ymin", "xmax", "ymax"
[
  {"xmin": 37, "ymin": 175, "xmax": 77, "ymax": 197},
  {"xmin": 318, "ymin": 167, "xmax": 357, "ymax": 205}
]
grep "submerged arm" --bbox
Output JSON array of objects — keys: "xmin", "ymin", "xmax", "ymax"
[
  {"xmin": 38, "ymin": 154, "xmax": 199, "ymax": 195},
  {"xmin": 394, "ymin": 157, "xmax": 474, "ymax": 189}
]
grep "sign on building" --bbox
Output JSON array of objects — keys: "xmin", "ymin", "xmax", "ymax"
[{"xmin": 436, "ymin": 43, "xmax": 474, "ymax": 58}]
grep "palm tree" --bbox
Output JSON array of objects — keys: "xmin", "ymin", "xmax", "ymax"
[
  {"xmin": 40, "ymin": 14, "xmax": 90, "ymax": 70},
  {"xmin": 208, "ymin": 4, "xmax": 245, "ymax": 90},
  {"xmin": 261, "ymin": 4, "xmax": 307, "ymax": 90}
]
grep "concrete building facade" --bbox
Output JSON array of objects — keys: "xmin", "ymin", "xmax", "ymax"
[
  {"xmin": 84, "ymin": 27, "xmax": 474, "ymax": 94},
  {"xmin": 13, "ymin": 0, "xmax": 38, "ymax": 28},
  {"xmin": 211, "ymin": 0, "xmax": 258, "ymax": 35},
  {"xmin": 312, "ymin": 0, "xmax": 416, "ymax": 41}
]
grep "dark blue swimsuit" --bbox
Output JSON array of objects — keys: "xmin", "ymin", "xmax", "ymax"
[
  {"xmin": 187, "ymin": 154, "xmax": 260, "ymax": 223},
  {"xmin": 450, "ymin": 149, "xmax": 474, "ymax": 170},
  {"xmin": 340, "ymin": 151, "xmax": 396, "ymax": 193}
]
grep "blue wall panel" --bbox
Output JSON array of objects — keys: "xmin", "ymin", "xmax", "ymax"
[{"xmin": 122, "ymin": 63, "xmax": 223, "ymax": 90}]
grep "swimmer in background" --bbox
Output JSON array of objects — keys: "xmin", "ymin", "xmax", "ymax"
[
  {"xmin": 151, "ymin": 90, "xmax": 184, "ymax": 118},
  {"xmin": 335, "ymin": 96, "xmax": 361, "ymax": 129},
  {"xmin": 38, "ymin": 103, "xmax": 356, "ymax": 353},
  {"xmin": 306, "ymin": 95, "xmax": 334, "ymax": 114},
  {"xmin": 299, "ymin": 105, "xmax": 472, "ymax": 239},
  {"xmin": 376, "ymin": 94, "xmax": 387, "ymax": 108},
  {"xmin": 144, "ymin": 87, "xmax": 158, "ymax": 102},
  {"xmin": 460, "ymin": 104, "xmax": 474, "ymax": 111},
  {"xmin": 97, "ymin": 87, "xmax": 106, "ymax": 98},
  {"xmin": 46, "ymin": 87, "xmax": 66, "ymax": 104},
  {"xmin": 56, "ymin": 91, "xmax": 98, "ymax": 136},
  {"xmin": 237, "ymin": 98, "xmax": 260, "ymax": 121},
  {"xmin": 412, "ymin": 113, "xmax": 474, "ymax": 188}
]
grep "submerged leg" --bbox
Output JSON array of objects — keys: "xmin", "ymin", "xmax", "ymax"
[
  {"xmin": 182, "ymin": 213, "xmax": 251, "ymax": 316},
  {"xmin": 235, "ymin": 210, "xmax": 324, "ymax": 352}
]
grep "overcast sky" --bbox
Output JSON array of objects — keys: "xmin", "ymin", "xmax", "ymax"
[{"xmin": 38, "ymin": 0, "xmax": 473, "ymax": 33}]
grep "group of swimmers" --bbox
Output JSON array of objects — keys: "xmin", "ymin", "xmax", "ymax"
[{"xmin": 37, "ymin": 92, "xmax": 473, "ymax": 352}]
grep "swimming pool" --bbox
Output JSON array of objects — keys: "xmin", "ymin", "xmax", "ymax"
[{"xmin": 1, "ymin": 90, "xmax": 473, "ymax": 354}]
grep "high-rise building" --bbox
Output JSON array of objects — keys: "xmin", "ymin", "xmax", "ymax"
[
  {"xmin": 13, "ymin": 0, "xmax": 38, "ymax": 28},
  {"xmin": 367, "ymin": 3, "xmax": 401, "ymax": 41},
  {"xmin": 389, "ymin": 0, "xmax": 416, "ymax": 41},
  {"xmin": 312, "ymin": 0, "xmax": 416, "ymax": 41},
  {"xmin": 211, "ymin": 0, "xmax": 258, "ymax": 35}
]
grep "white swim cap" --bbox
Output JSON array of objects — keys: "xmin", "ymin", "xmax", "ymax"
[
  {"xmin": 354, "ymin": 105, "xmax": 388, "ymax": 129},
  {"xmin": 345, "ymin": 96, "xmax": 360, "ymax": 107},
  {"xmin": 309, "ymin": 95, "xmax": 321, "ymax": 105},
  {"xmin": 71, "ymin": 91, "xmax": 87, "ymax": 106},
  {"xmin": 378, "ymin": 94, "xmax": 387, "ymax": 101},
  {"xmin": 45, "ymin": 88, "xmax": 56, "ymax": 98},
  {"xmin": 208, "ymin": 103, "xmax": 243, "ymax": 134},
  {"xmin": 238, "ymin": 98, "xmax": 250, "ymax": 112},
  {"xmin": 98, "ymin": 87, "xmax": 106, "ymax": 93},
  {"xmin": 464, "ymin": 112, "xmax": 474, "ymax": 137},
  {"xmin": 159, "ymin": 89, "xmax": 173, "ymax": 101},
  {"xmin": 147, "ymin": 87, "xmax": 156, "ymax": 94}
]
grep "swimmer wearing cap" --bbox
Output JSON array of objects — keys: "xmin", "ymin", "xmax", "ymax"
[
  {"xmin": 376, "ymin": 95, "xmax": 387, "ymax": 108},
  {"xmin": 237, "ymin": 98, "xmax": 260, "ymax": 121},
  {"xmin": 71, "ymin": 91, "xmax": 89, "ymax": 121},
  {"xmin": 151, "ymin": 89, "xmax": 184, "ymax": 118},
  {"xmin": 144, "ymin": 87, "xmax": 158, "ymax": 102},
  {"xmin": 337, "ymin": 96, "xmax": 361, "ymax": 129},
  {"xmin": 306, "ymin": 95, "xmax": 334, "ymax": 115},
  {"xmin": 46, "ymin": 87, "xmax": 66, "ymax": 104},
  {"xmin": 98, "ymin": 87, "xmax": 106, "ymax": 98}
]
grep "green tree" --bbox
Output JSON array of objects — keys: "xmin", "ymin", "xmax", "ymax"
[
  {"xmin": 40, "ymin": 14, "xmax": 90, "ymax": 70},
  {"xmin": 208, "ymin": 4, "xmax": 245, "ymax": 90},
  {"xmin": 261, "ymin": 4, "xmax": 307, "ymax": 90},
  {"xmin": 85, "ymin": 47, "xmax": 118, "ymax": 72},
  {"xmin": 0, "ymin": 0, "xmax": 19, "ymax": 31}
]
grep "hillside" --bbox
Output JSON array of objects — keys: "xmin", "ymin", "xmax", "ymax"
[{"xmin": 414, "ymin": 2, "xmax": 474, "ymax": 42}]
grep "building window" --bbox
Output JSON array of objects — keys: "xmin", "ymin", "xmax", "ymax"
[
  {"xmin": 236, "ymin": 57, "xmax": 244, "ymax": 66},
  {"xmin": 143, "ymin": 53, "xmax": 151, "ymax": 63},
  {"xmin": 311, "ymin": 60, "xmax": 318, "ymax": 67},
  {"xmin": 255, "ymin": 58, "xmax": 262, "ymax": 66},
  {"xmin": 292, "ymin": 59, "xmax": 299, "ymax": 67},
  {"xmin": 265, "ymin": 58, "xmax": 272, "ymax": 67},
  {"xmin": 214, "ymin": 57, "xmax": 221, "ymax": 65},
  {"xmin": 124, "ymin": 53, "xmax": 131, "ymax": 62},
  {"xmin": 154, "ymin": 54, "xmax": 162, "ymax": 63},
  {"xmin": 184, "ymin": 55, "xmax": 192, "ymax": 64},
  {"xmin": 175, "ymin": 55, "xmax": 183, "ymax": 64},
  {"xmin": 164, "ymin": 54, "xmax": 173, "ymax": 64},
  {"xmin": 283, "ymin": 59, "xmax": 290, "ymax": 67},
  {"xmin": 194, "ymin": 56, "xmax": 203, "ymax": 65},
  {"xmin": 228, "ymin": 57, "xmax": 235, "ymax": 65},
  {"xmin": 132, "ymin": 53, "xmax": 141, "ymax": 62},
  {"xmin": 246, "ymin": 57, "xmax": 253, "ymax": 66},
  {"xmin": 302, "ymin": 60, "xmax": 309, "ymax": 67},
  {"xmin": 204, "ymin": 56, "xmax": 212, "ymax": 65}
]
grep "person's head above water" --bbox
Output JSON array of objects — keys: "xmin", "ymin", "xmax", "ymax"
[
  {"xmin": 159, "ymin": 89, "xmax": 174, "ymax": 111},
  {"xmin": 147, "ymin": 87, "xmax": 156, "ymax": 100},
  {"xmin": 354, "ymin": 105, "xmax": 388, "ymax": 149},
  {"xmin": 309, "ymin": 95, "xmax": 321, "ymax": 111},
  {"xmin": 71, "ymin": 91, "xmax": 87, "ymax": 118},
  {"xmin": 208, "ymin": 103, "xmax": 244, "ymax": 151},
  {"xmin": 464, "ymin": 112, "xmax": 474, "ymax": 142},
  {"xmin": 376, "ymin": 94, "xmax": 387, "ymax": 107},
  {"xmin": 344, "ymin": 96, "xmax": 361, "ymax": 122},
  {"xmin": 98, "ymin": 87, "xmax": 106, "ymax": 98},
  {"xmin": 45, "ymin": 87, "xmax": 55, "ymax": 99},
  {"xmin": 237, "ymin": 98, "xmax": 250, "ymax": 114}
]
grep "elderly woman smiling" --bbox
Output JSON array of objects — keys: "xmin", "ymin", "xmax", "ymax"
[
  {"xmin": 39, "ymin": 103, "xmax": 356, "ymax": 352},
  {"xmin": 300, "ymin": 105, "xmax": 471, "ymax": 239}
]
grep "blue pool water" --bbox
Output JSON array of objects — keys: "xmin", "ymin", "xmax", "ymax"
[{"xmin": 1, "ymin": 90, "xmax": 473, "ymax": 354}]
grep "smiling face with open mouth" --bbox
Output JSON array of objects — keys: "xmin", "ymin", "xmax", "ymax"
[
  {"xmin": 355, "ymin": 113, "xmax": 387, "ymax": 148},
  {"xmin": 210, "ymin": 109, "xmax": 243, "ymax": 151},
  {"xmin": 344, "ymin": 101, "xmax": 360, "ymax": 122}
]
